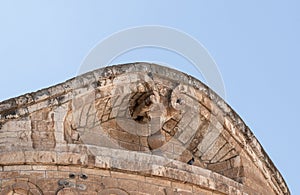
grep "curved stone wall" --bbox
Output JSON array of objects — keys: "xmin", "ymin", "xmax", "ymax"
[{"xmin": 0, "ymin": 63, "xmax": 289, "ymax": 194}]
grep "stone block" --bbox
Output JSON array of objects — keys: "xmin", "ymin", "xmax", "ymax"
[{"xmin": 0, "ymin": 151, "xmax": 25, "ymax": 165}]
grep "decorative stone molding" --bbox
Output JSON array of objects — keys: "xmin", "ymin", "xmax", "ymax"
[{"xmin": 0, "ymin": 63, "xmax": 289, "ymax": 194}]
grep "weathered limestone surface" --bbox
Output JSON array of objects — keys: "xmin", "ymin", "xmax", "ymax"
[{"xmin": 0, "ymin": 63, "xmax": 289, "ymax": 194}]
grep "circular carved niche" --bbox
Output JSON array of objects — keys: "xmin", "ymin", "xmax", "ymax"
[{"xmin": 98, "ymin": 188, "xmax": 129, "ymax": 195}]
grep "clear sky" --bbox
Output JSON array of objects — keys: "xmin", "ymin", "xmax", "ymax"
[{"xmin": 0, "ymin": 1, "xmax": 299, "ymax": 193}]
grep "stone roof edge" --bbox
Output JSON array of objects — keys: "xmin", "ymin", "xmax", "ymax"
[{"xmin": 0, "ymin": 62, "xmax": 289, "ymax": 194}]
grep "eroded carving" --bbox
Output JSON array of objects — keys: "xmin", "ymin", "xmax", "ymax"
[
  {"xmin": 64, "ymin": 72, "xmax": 244, "ymax": 182},
  {"xmin": 64, "ymin": 105, "xmax": 80, "ymax": 144},
  {"xmin": 30, "ymin": 108, "xmax": 56, "ymax": 149},
  {"xmin": 2, "ymin": 181, "xmax": 43, "ymax": 195}
]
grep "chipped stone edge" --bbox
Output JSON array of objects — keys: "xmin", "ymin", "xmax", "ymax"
[{"xmin": 0, "ymin": 62, "xmax": 290, "ymax": 195}]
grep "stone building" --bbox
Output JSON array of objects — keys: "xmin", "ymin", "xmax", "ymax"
[{"xmin": 0, "ymin": 63, "xmax": 289, "ymax": 194}]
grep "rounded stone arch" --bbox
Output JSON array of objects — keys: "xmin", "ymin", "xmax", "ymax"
[
  {"xmin": 0, "ymin": 63, "xmax": 290, "ymax": 194},
  {"xmin": 55, "ymin": 188, "xmax": 79, "ymax": 195},
  {"xmin": 197, "ymin": 136, "xmax": 245, "ymax": 183},
  {"xmin": 67, "ymin": 69, "xmax": 245, "ymax": 182},
  {"xmin": 2, "ymin": 181, "xmax": 43, "ymax": 195}
]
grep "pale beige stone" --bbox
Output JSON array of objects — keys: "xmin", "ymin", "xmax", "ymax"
[{"xmin": 0, "ymin": 63, "xmax": 289, "ymax": 195}]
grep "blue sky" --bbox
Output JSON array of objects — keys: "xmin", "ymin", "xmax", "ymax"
[{"xmin": 0, "ymin": 1, "xmax": 299, "ymax": 193}]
